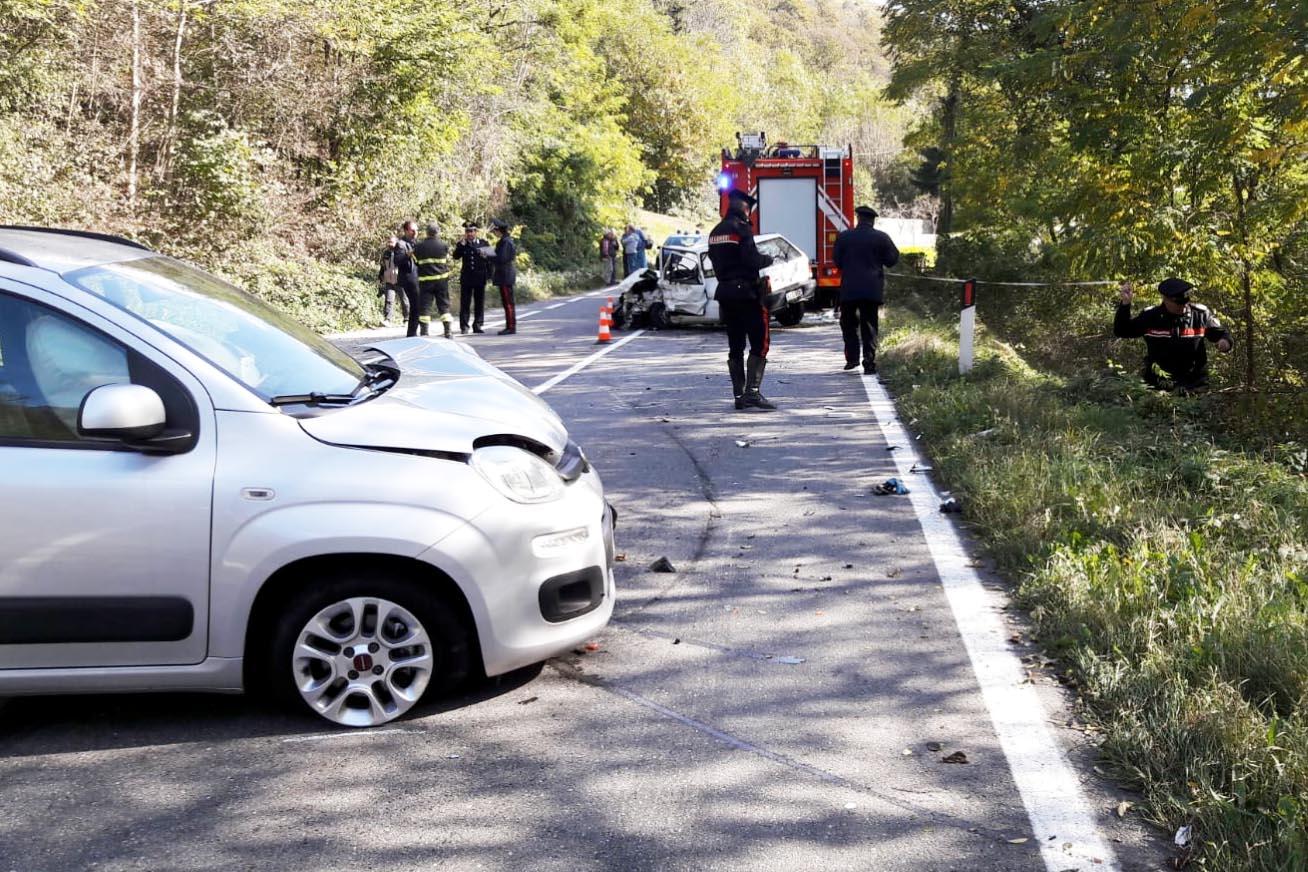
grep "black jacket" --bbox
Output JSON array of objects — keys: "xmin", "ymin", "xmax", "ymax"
[
  {"xmin": 413, "ymin": 237, "xmax": 452, "ymax": 284},
  {"xmin": 707, "ymin": 209, "xmax": 772, "ymax": 303},
  {"xmin": 491, "ymin": 235, "xmax": 517, "ymax": 287},
  {"xmin": 453, "ymin": 237, "xmax": 490, "ymax": 281},
  {"xmin": 833, "ymin": 221, "xmax": 899, "ymax": 303},
  {"xmin": 1114, "ymin": 302, "xmax": 1232, "ymax": 385},
  {"xmin": 389, "ymin": 238, "xmax": 417, "ymax": 281}
]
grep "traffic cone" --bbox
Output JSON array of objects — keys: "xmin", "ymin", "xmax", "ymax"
[{"xmin": 596, "ymin": 304, "xmax": 611, "ymax": 344}]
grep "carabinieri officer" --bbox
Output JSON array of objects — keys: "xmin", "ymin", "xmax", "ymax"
[{"xmin": 707, "ymin": 188, "xmax": 775, "ymax": 410}]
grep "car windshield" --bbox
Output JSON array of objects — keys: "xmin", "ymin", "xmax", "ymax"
[{"xmin": 64, "ymin": 256, "xmax": 364, "ymax": 400}]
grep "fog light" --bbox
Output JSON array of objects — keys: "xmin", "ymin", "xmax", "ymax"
[{"xmin": 532, "ymin": 526, "xmax": 590, "ymax": 556}]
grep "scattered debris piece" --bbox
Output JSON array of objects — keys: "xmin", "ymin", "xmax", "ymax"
[
  {"xmin": 843, "ymin": 563, "xmax": 854, "ymax": 569},
  {"xmin": 672, "ymin": 638, "xmax": 681, "ymax": 645},
  {"xmin": 940, "ymin": 497, "xmax": 963, "ymax": 514},
  {"xmin": 843, "ymin": 802, "xmax": 857, "ymax": 810},
  {"xmin": 1174, "ymin": 826, "xmax": 1192, "ymax": 848},
  {"xmin": 734, "ymin": 440, "xmax": 750, "ymax": 448},
  {"xmin": 446, "ymin": 753, "xmax": 461, "ymax": 759},
  {"xmin": 971, "ymin": 427, "xmax": 999, "ymax": 438},
  {"xmin": 614, "ymin": 553, "xmax": 627, "ymax": 562},
  {"xmin": 925, "ymin": 741, "xmax": 943, "ymax": 752},
  {"xmin": 886, "ymin": 445, "xmax": 899, "ymax": 451},
  {"xmin": 820, "ymin": 575, "xmax": 833, "ymax": 582},
  {"xmin": 1115, "ymin": 801, "xmax": 1132, "ymax": 818},
  {"xmin": 766, "ymin": 655, "xmax": 805, "ymax": 665},
  {"xmin": 941, "ymin": 751, "xmax": 970, "ymax": 764},
  {"xmin": 649, "ymin": 556, "xmax": 676, "ymax": 573},
  {"xmin": 518, "ymin": 696, "xmax": 539, "ymax": 705},
  {"xmin": 910, "ymin": 462, "xmax": 933, "ymax": 473},
  {"xmin": 583, "ymin": 641, "xmax": 602, "ymax": 652},
  {"xmin": 1006, "ymin": 837, "xmax": 1029, "ymax": 845},
  {"xmin": 886, "ymin": 568, "xmax": 902, "ymax": 579},
  {"xmin": 900, "ymin": 748, "xmax": 914, "ymax": 756},
  {"xmin": 873, "ymin": 477, "xmax": 910, "ymax": 495}
]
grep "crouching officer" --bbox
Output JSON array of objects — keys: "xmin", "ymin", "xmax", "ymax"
[
  {"xmin": 413, "ymin": 222, "xmax": 454, "ymax": 338},
  {"xmin": 707, "ymin": 188, "xmax": 775, "ymax": 410},
  {"xmin": 1114, "ymin": 277, "xmax": 1233, "ymax": 391},
  {"xmin": 453, "ymin": 221, "xmax": 490, "ymax": 334}
]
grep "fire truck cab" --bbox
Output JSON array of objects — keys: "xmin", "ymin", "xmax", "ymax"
[{"xmin": 718, "ymin": 132, "xmax": 855, "ymax": 308}]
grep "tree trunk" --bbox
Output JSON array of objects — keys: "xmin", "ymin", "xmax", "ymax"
[
  {"xmin": 938, "ymin": 74, "xmax": 959, "ymax": 236},
  {"xmin": 162, "ymin": 0, "xmax": 188, "ymax": 176},
  {"xmin": 1232, "ymin": 172, "xmax": 1256, "ymax": 388},
  {"xmin": 127, "ymin": 0, "xmax": 142, "ymax": 207}
]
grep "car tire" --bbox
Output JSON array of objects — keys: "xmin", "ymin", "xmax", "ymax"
[
  {"xmin": 267, "ymin": 571, "xmax": 471, "ymax": 728},
  {"xmin": 775, "ymin": 302, "xmax": 804, "ymax": 327},
  {"xmin": 648, "ymin": 301, "xmax": 672, "ymax": 330},
  {"xmin": 611, "ymin": 299, "xmax": 628, "ymax": 330}
]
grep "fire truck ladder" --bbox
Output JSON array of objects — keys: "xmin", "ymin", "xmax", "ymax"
[{"xmin": 817, "ymin": 148, "xmax": 850, "ymax": 283}]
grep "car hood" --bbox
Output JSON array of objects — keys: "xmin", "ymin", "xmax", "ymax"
[{"xmin": 298, "ymin": 337, "xmax": 568, "ymax": 455}]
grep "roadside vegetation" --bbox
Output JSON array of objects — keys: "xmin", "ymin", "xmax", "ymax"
[{"xmin": 880, "ymin": 293, "xmax": 1308, "ymax": 871}]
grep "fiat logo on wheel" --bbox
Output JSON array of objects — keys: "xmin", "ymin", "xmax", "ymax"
[{"xmin": 352, "ymin": 653, "xmax": 374, "ymax": 671}]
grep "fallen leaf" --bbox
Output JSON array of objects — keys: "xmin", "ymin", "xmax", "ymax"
[
  {"xmin": 1115, "ymin": 801, "xmax": 1132, "ymax": 819},
  {"xmin": 1007, "ymin": 837, "xmax": 1028, "ymax": 844},
  {"xmin": 517, "ymin": 696, "xmax": 538, "ymax": 705},
  {"xmin": 941, "ymin": 751, "xmax": 970, "ymax": 764}
]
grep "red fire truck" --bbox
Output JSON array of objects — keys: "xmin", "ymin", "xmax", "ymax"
[{"xmin": 718, "ymin": 132, "xmax": 855, "ymax": 307}]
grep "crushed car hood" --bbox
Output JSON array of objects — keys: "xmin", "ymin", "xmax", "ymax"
[{"xmin": 298, "ymin": 337, "xmax": 568, "ymax": 455}]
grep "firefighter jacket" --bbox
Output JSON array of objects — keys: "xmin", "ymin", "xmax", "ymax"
[
  {"xmin": 707, "ymin": 210, "xmax": 772, "ymax": 303},
  {"xmin": 413, "ymin": 237, "xmax": 452, "ymax": 287},
  {"xmin": 453, "ymin": 237, "xmax": 490, "ymax": 281},
  {"xmin": 833, "ymin": 222, "xmax": 900, "ymax": 303},
  {"xmin": 1114, "ymin": 302, "xmax": 1232, "ymax": 385},
  {"xmin": 491, "ymin": 235, "xmax": 517, "ymax": 287}
]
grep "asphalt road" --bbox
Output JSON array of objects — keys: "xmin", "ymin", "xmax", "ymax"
[{"xmin": 0, "ymin": 289, "xmax": 1167, "ymax": 871}]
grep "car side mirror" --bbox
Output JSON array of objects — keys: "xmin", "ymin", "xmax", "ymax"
[{"xmin": 78, "ymin": 384, "xmax": 191, "ymax": 453}]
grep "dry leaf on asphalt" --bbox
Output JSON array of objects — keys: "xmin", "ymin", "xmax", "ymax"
[{"xmin": 941, "ymin": 751, "xmax": 970, "ymax": 764}]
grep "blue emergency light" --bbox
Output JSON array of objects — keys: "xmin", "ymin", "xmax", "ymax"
[{"xmin": 716, "ymin": 173, "xmax": 732, "ymax": 192}]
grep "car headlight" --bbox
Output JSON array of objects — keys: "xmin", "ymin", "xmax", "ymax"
[{"xmin": 471, "ymin": 445, "xmax": 565, "ymax": 504}]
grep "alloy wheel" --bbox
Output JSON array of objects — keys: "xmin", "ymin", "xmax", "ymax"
[{"xmin": 292, "ymin": 596, "xmax": 434, "ymax": 727}]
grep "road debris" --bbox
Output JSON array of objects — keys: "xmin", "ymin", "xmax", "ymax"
[
  {"xmin": 649, "ymin": 556, "xmax": 676, "ymax": 573},
  {"xmin": 940, "ymin": 497, "xmax": 963, "ymax": 513},
  {"xmin": 1115, "ymin": 800, "xmax": 1132, "ymax": 818},
  {"xmin": 735, "ymin": 440, "xmax": 750, "ymax": 448},
  {"xmin": 925, "ymin": 741, "xmax": 943, "ymax": 752},
  {"xmin": 518, "ymin": 696, "xmax": 539, "ymax": 705},
  {"xmin": 873, "ymin": 478, "xmax": 910, "ymax": 495},
  {"xmin": 941, "ymin": 751, "xmax": 970, "ymax": 764},
  {"xmin": 765, "ymin": 655, "xmax": 805, "ymax": 665},
  {"xmin": 1174, "ymin": 825, "xmax": 1191, "ymax": 848},
  {"xmin": 909, "ymin": 462, "xmax": 932, "ymax": 473},
  {"xmin": 583, "ymin": 641, "xmax": 602, "ymax": 652}
]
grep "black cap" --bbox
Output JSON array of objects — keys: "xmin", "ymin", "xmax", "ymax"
[
  {"xmin": 727, "ymin": 188, "xmax": 757, "ymax": 208},
  {"xmin": 490, "ymin": 218, "xmax": 509, "ymax": 231},
  {"xmin": 855, "ymin": 205, "xmax": 878, "ymax": 219},
  {"xmin": 463, "ymin": 221, "xmax": 480, "ymax": 231},
  {"xmin": 1158, "ymin": 277, "xmax": 1194, "ymax": 299}
]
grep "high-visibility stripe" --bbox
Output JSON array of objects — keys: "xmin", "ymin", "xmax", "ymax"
[
  {"xmin": 1145, "ymin": 328, "xmax": 1205, "ymax": 338},
  {"xmin": 415, "ymin": 258, "xmax": 449, "ymax": 266},
  {"xmin": 418, "ymin": 272, "xmax": 452, "ymax": 282}
]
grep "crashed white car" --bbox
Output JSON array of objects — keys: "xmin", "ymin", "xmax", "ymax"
[{"xmin": 612, "ymin": 234, "xmax": 815, "ymax": 329}]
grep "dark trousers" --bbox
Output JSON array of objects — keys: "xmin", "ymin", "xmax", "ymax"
[
  {"xmin": 499, "ymin": 284, "xmax": 517, "ymax": 331},
  {"xmin": 460, "ymin": 275, "xmax": 486, "ymax": 330},
  {"xmin": 623, "ymin": 253, "xmax": 637, "ymax": 277},
  {"xmin": 402, "ymin": 277, "xmax": 421, "ymax": 337},
  {"xmin": 720, "ymin": 299, "xmax": 770, "ymax": 362},
  {"xmin": 840, "ymin": 299, "xmax": 880, "ymax": 365}
]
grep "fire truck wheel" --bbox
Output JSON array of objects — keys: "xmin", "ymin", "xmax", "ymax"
[{"xmin": 775, "ymin": 302, "xmax": 804, "ymax": 327}]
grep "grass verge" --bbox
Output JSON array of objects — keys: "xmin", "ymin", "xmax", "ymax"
[{"xmin": 879, "ymin": 309, "xmax": 1308, "ymax": 871}]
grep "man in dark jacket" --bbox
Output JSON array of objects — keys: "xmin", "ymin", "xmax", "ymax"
[
  {"xmin": 391, "ymin": 221, "xmax": 420, "ymax": 335},
  {"xmin": 1114, "ymin": 277, "xmax": 1233, "ymax": 390},
  {"xmin": 377, "ymin": 234, "xmax": 409, "ymax": 326},
  {"xmin": 707, "ymin": 188, "xmax": 775, "ymax": 410},
  {"xmin": 490, "ymin": 219, "xmax": 518, "ymax": 335},
  {"xmin": 453, "ymin": 221, "xmax": 490, "ymax": 334},
  {"xmin": 833, "ymin": 205, "xmax": 899, "ymax": 374},
  {"xmin": 412, "ymin": 222, "xmax": 454, "ymax": 338}
]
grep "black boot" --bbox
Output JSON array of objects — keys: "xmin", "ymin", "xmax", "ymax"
[
  {"xmin": 728, "ymin": 357, "xmax": 746, "ymax": 410},
  {"xmin": 742, "ymin": 355, "xmax": 777, "ymax": 411},
  {"xmin": 443, "ymin": 318, "xmax": 453, "ymax": 339},
  {"xmin": 863, "ymin": 356, "xmax": 877, "ymax": 375}
]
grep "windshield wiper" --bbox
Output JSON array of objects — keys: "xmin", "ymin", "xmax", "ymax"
[
  {"xmin": 268, "ymin": 391, "xmax": 358, "ymax": 407},
  {"xmin": 352, "ymin": 361, "xmax": 397, "ymax": 397}
]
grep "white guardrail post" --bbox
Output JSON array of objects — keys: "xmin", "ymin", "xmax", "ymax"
[{"xmin": 958, "ymin": 277, "xmax": 977, "ymax": 374}]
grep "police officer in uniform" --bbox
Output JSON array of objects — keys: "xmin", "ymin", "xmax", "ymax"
[
  {"xmin": 833, "ymin": 205, "xmax": 899, "ymax": 374},
  {"xmin": 453, "ymin": 221, "xmax": 490, "ymax": 334},
  {"xmin": 1114, "ymin": 277, "xmax": 1233, "ymax": 390},
  {"xmin": 707, "ymin": 189, "xmax": 775, "ymax": 410},
  {"xmin": 490, "ymin": 218, "xmax": 518, "ymax": 335},
  {"xmin": 412, "ymin": 222, "xmax": 454, "ymax": 338}
]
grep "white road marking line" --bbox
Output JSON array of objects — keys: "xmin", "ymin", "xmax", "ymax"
[
  {"xmin": 860, "ymin": 375, "xmax": 1119, "ymax": 872},
  {"xmin": 281, "ymin": 728, "xmax": 413, "ymax": 743},
  {"xmin": 532, "ymin": 330, "xmax": 645, "ymax": 395}
]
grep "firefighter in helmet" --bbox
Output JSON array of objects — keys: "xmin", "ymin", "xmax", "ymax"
[
  {"xmin": 1114, "ymin": 277, "xmax": 1233, "ymax": 391},
  {"xmin": 707, "ymin": 188, "xmax": 775, "ymax": 410},
  {"xmin": 412, "ymin": 222, "xmax": 454, "ymax": 338}
]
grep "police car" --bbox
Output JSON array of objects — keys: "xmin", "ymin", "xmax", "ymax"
[{"xmin": 613, "ymin": 234, "xmax": 815, "ymax": 329}]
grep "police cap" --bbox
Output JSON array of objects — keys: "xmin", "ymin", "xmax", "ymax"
[
  {"xmin": 463, "ymin": 221, "xmax": 480, "ymax": 231},
  {"xmin": 490, "ymin": 218, "xmax": 509, "ymax": 231},
  {"xmin": 727, "ymin": 188, "xmax": 757, "ymax": 208},
  {"xmin": 1158, "ymin": 277, "xmax": 1194, "ymax": 299}
]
